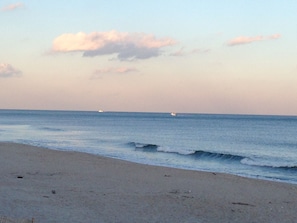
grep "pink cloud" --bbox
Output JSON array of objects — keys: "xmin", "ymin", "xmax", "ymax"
[
  {"xmin": 0, "ymin": 63, "xmax": 22, "ymax": 78},
  {"xmin": 95, "ymin": 67, "xmax": 138, "ymax": 74},
  {"xmin": 51, "ymin": 30, "xmax": 176, "ymax": 60},
  {"xmin": 227, "ymin": 34, "xmax": 281, "ymax": 46},
  {"xmin": 92, "ymin": 66, "xmax": 138, "ymax": 78},
  {"xmin": 1, "ymin": 2, "xmax": 23, "ymax": 12},
  {"xmin": 268, "ymin": 34, "xmax": 281, "ymax": 40}
]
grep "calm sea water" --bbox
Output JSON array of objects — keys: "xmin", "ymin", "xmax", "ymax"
[{"xmin": 0, "ymin": 109, "xmax": 297, "ymax": 184}]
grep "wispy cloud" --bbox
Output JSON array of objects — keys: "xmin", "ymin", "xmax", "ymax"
[
  {"xmin": 191, "ymin": 48, "xmax": 211, "ymax": 54},
  {"xmin": 1, "ymin": 2, "xmax": 23, "ymax": 12},
  {"xmin": 92, "ymin": 67, "xmax": 138, "ymax": 78},
  {"xmin": 170, "ymin": 47, "xmax": 210, "ymax": 57},
  {"xmin": 170, "ymin": 47, "xmax": 186, "ymax": 57},
  {"xmin": 0, "ymin": 63, "xmax": 22, "ymax": 78},
  {"xmin": 51, "ymin": 30, "xmax": 176, "ymax": 61},
  {"xmin": 227, "ymin": 34, "xmax": 281, "ymax": 46}
]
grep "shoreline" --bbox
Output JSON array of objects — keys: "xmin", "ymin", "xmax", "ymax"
[{"xmin": 1, "ymin": 142, "xmax": 297, "ymax": 223}]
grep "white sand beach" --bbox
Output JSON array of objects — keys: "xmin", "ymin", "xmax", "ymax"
[{"xmin": 1, "ymin": 142, "xmax": 297, "ymax": 223}]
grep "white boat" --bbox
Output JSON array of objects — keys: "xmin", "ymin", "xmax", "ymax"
[
  {"xmin": 170, "ymin": 112, "xmax": 176, "ymax": 116},
  {"xmin": 98, "ymin": 110, "xmax": 104, "ymax": 113}
]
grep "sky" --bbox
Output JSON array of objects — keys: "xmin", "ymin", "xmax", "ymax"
[{"xmin": 0, "ymin": 0, "xmax": 296, "ymax": 115}]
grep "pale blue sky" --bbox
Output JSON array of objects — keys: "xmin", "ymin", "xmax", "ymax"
[{"xmin": 1, "ymin": 0, "xmax": 296, "ymax": 115}]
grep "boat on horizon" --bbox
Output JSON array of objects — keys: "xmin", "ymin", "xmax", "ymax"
[{"xmin": 170, "ymin": 112, "xmax": 177, "ymax": 116}]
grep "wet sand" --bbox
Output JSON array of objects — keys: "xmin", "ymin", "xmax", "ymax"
[{"xmin": 1, "ymin": 142, "xmax": 297, "ymax": 223}]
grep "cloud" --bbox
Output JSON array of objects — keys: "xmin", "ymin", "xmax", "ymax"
[
  {"xmin": 170, "ymin": 47, "xmax": 210, "ymax": 57},
  {"xmin": 191, "ymin": 48, "xmax": 211, "ymax": 54},
  {"xmin": 227, "ymin": 34, "xmax": 281, "ymax": 46},
  {"xmin": 92, "ymin": 66, "xmax": 138, "ymax": 78},
  {"xmin": 51, "ymin": 30, "xmax": 176, "ymax": 60},
  {"xmin": 0, "ymin": 63, "xmax": 22, "ymax": 78},
  {"xmin": 170, "ymin": 47, "xmax": 186, "ymax": 57},
  {"xmin": 1, "ymin": 2, "xmax": 23, "ymax": 12}
]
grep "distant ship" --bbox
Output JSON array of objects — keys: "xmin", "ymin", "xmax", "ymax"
[
  {"xmin": 170, "ymin": 112, "xmax": 177, "ymax": 116},
  {"xmin": 98, "ymin": 110, "xmax": 104, "ymax": 113}
]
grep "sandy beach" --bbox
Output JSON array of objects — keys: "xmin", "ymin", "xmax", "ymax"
[{"xmin": 0, "ymin": 142, "xmax": 297, "ymax": 223}]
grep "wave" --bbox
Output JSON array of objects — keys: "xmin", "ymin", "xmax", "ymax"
[
  {"xmin": 40, "ymin": 127, "xmax": 64, "ymax": 132},
  {"xmin": 241, "ymin": 158, "xmax": 297, "ymax": 171},
  {"xmin": 128, "ymin": 141, "xmax": 245, "ymax": 162},
  {"xmin": 191, "ymin": 150, "xmax": 245, "ymax": 161},
  {"xmin": 128, "ymin": 142, "xmax": 297, "ymax": 172},
  {"xmin": 128, "ymin": 142, "xmax": 159, "ymax": 151},
  {"xmin": 279, "ymin": 166, "xmax": 297, "ymax": 170}
]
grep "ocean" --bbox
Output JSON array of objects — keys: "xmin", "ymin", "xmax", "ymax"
[{"xmin": 0, "ymin": 109, "xmax": 297, "ymax": 184}]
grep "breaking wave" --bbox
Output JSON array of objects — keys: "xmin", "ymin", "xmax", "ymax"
[
  {"xmin": 241, "ymin": 158, "xmax": 297, "ymax": 171},
  {"xmin": 128, "ymin": 141, "xmax": 297, "ymax": 171},
  {"xmin": 128, "ymin": 142, "xmax": 158, "ymax": 151},
  {"xmin": 191, "ymin": 150, "xmax": 245, "ymax": 161},
  {"xmin": 128, "ymin": 141, "xmax": 245, "ymax": 161}
]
